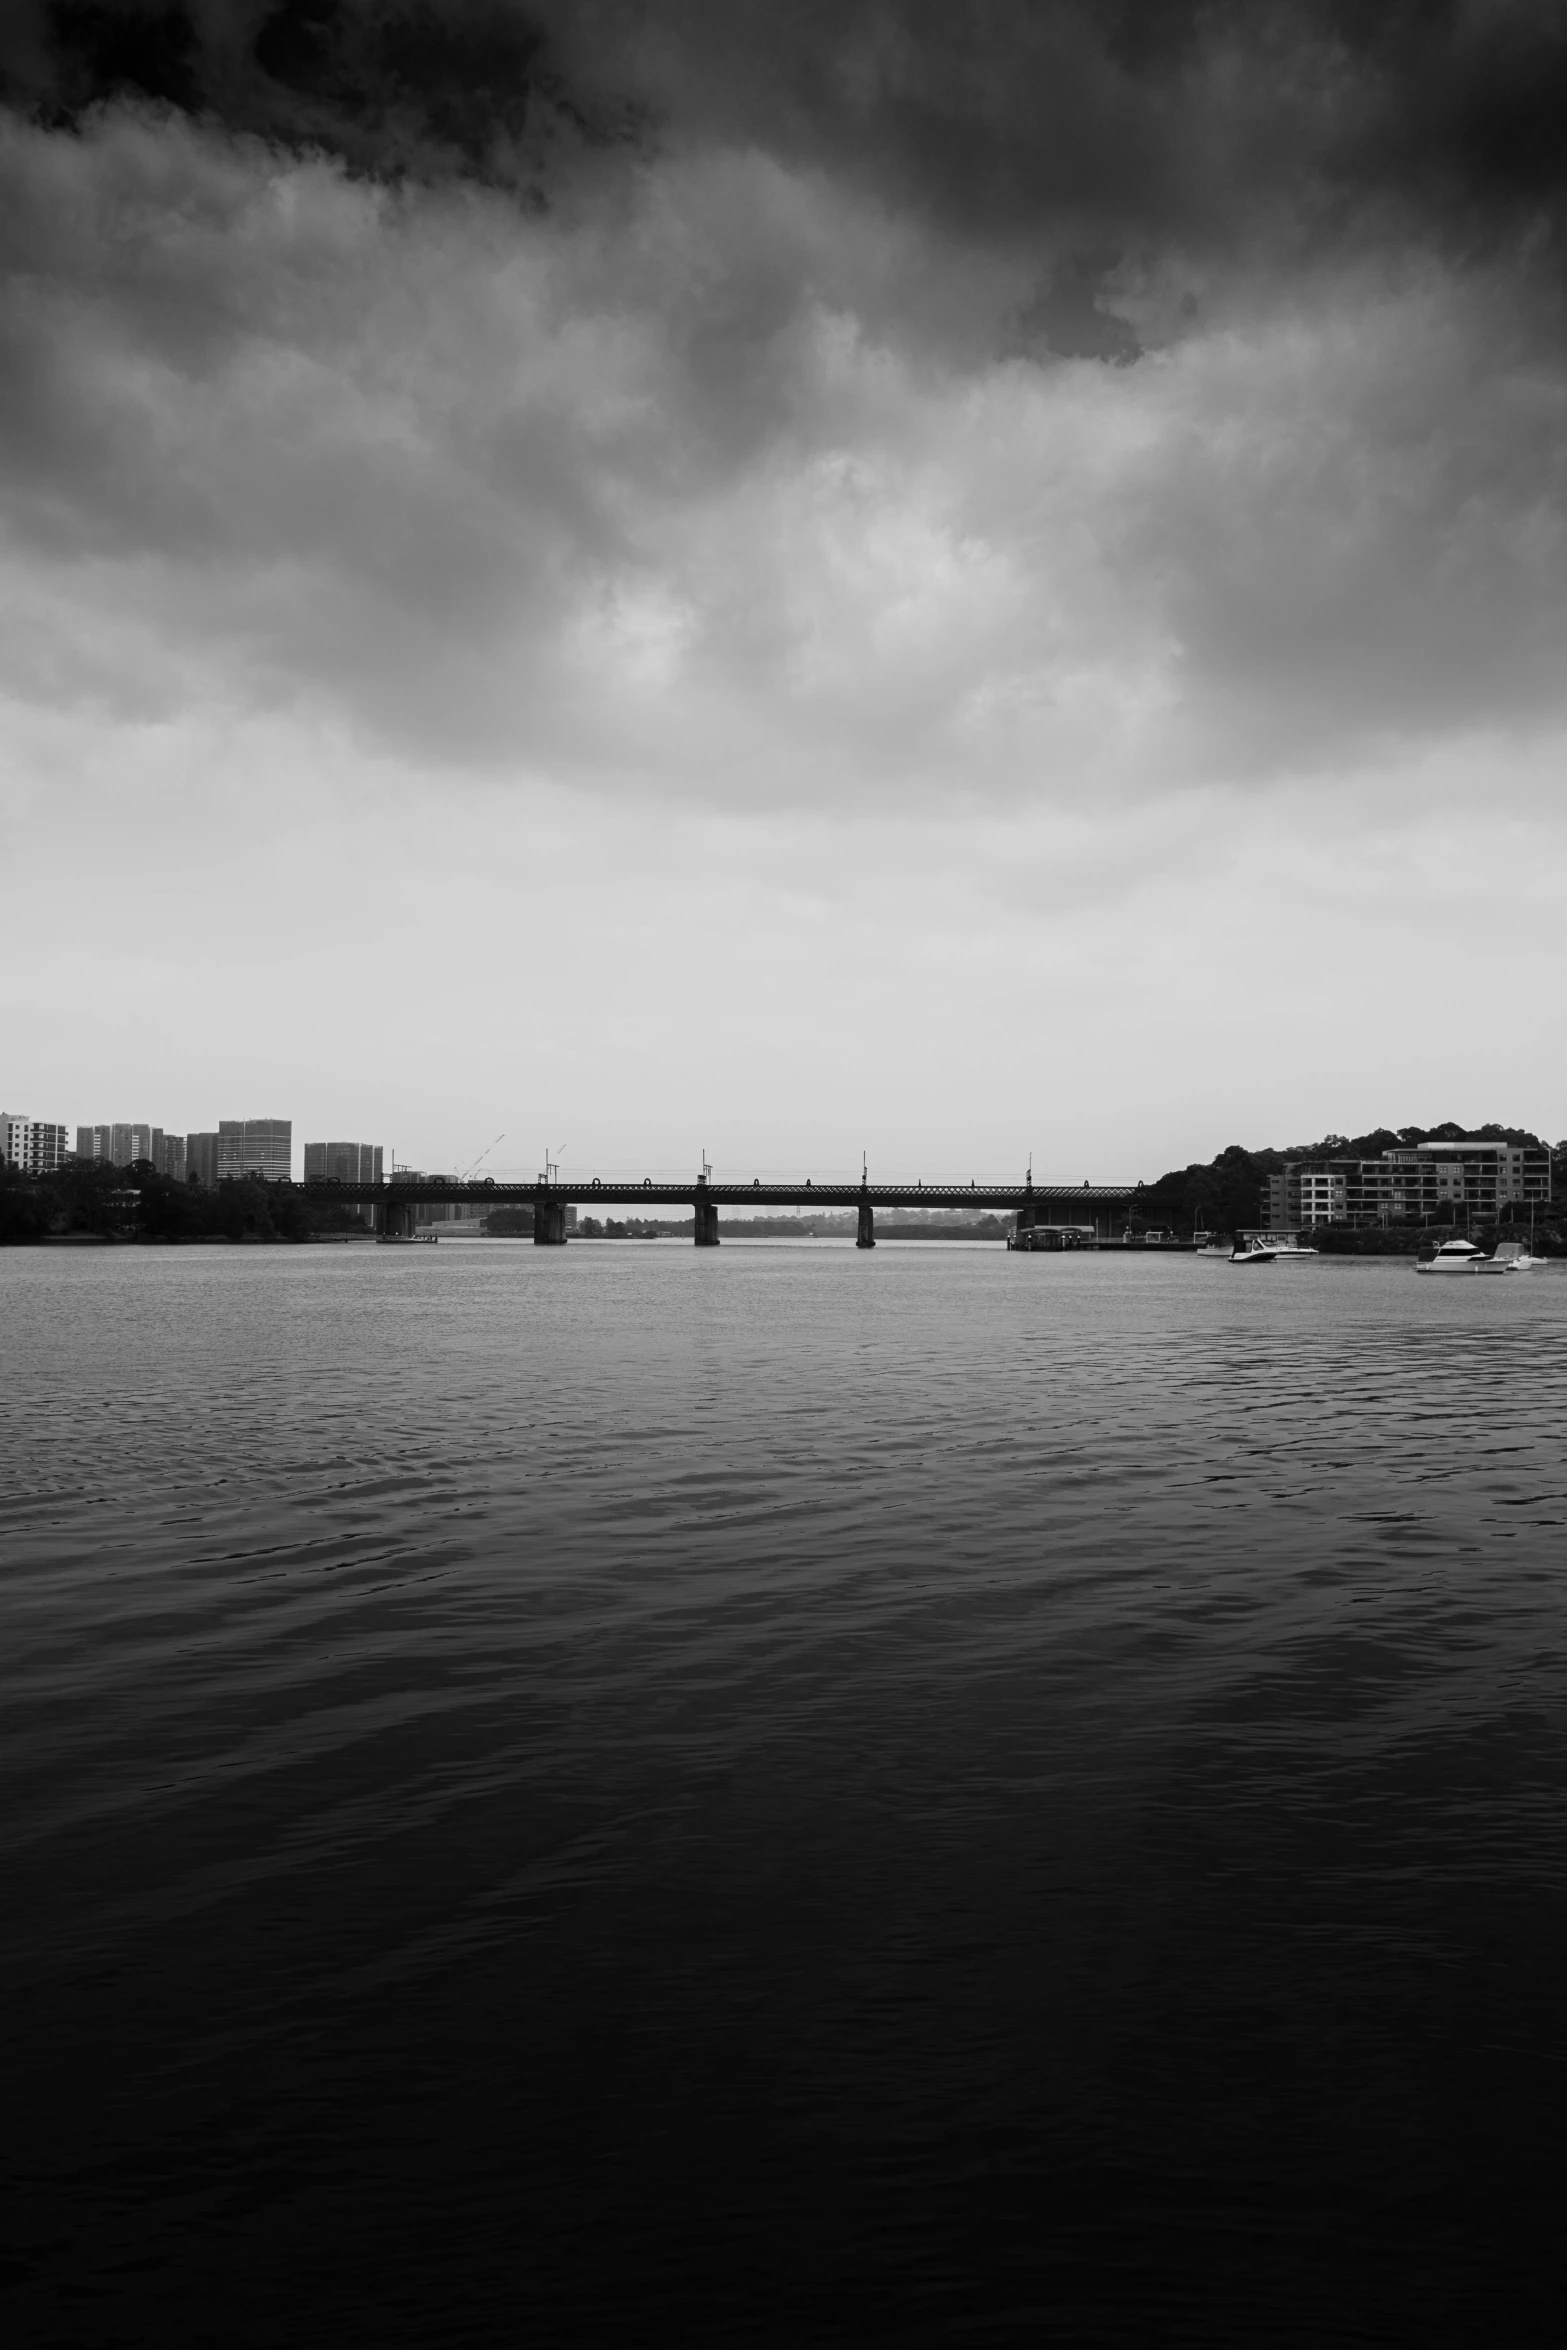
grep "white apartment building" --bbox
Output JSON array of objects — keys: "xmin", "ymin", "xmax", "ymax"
[{"xmin": 1, "ymin": 1113, "xmax": 69, "ymax": 1174}]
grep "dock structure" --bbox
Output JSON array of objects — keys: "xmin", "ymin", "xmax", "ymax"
[{"xmin": 297, "ymin": 1170, "xmax": 1137, "ymax": 1245}]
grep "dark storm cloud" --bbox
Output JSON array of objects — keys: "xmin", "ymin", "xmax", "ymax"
[
  {"xmin": 2, "ymin": 3, "xmax": 1567, "ymax": 800},
  {"xmin": 4, "ymin": 1, "xmax": 586, "ymax": 187},
  {"xmin": 12, "ymin": 0, "xmax": 1567, "ymax": 376},
  {"xmin": 12, "ymin": 3, "xmax": 1567, "ymax": 268}
]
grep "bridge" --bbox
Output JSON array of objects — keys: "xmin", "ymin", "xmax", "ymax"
[{"xmin": 292, "ymin": 1172, "xmax": 1138, "ymax": 1246}]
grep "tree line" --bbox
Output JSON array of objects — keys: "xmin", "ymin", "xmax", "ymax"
[{"xmin": 0, "ymin": 1159, "xmax": 369, "ymax": 1246}]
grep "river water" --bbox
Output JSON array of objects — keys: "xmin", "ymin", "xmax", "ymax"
[{"xmin": 4, "ymin": 1240, "xmax": 1567, "ymax": 2345}]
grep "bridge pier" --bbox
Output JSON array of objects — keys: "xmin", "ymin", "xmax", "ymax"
[
  {"xmin": 383, "ymin": 1198, "xmax": 416, "ymax": 1240},
  {"xmin": 534, "ymin": 1199, "xmax": 568, "ymax": 1245},
  {"xmin": 694, "ymin": 1199, "xmax": 720, "ymax": 1247},
  {"xmin": 856, "ymin": 1200, "xmax": 875, "ymax": 1249}
]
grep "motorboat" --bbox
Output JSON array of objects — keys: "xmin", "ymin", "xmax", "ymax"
[
  {"xmin": 1229, "ymin": 1239, "xmax": 1277, "ymax": 1265},
  {"xmin": 1416, "ymin": 1238, "xmax": 1484, "ymax": 1275},
  {"xmin": 1418, "ymin": 1235, "xmax": 1545, "ymax": 1275},
  {"xmin": 1271, "ymin": 1238, "xmax": 1318, "ymax": 1261}
]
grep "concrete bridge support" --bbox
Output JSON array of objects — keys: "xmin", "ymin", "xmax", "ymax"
[
  {"xmin": 383, "ymin": 1198, "xmax": 417, "ymax": 1240},
  {"xmin": 534, "ymin": 1200, "xmax": 568, "ymax": 1245},
  {"xmin": 694, "ymin": 1199, "xmax": 720, "ymax": 1246},
  {"xmin": 856, "ymin": 1201, "xmax": 875, "ymax": 1249}
]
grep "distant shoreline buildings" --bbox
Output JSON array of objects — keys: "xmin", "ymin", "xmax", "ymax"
[
  {"xmin": 72, "ymin": 1119, "xmax": 296, "ymax": 1184},
  {"xmin": 7, "ymin": 1116, "xmax": 387, "ymax": 1194},
  {"xmin": 1263, "ymin": 1139, "xmax": 1551, "ymax": 1230},
  {"xmin": 77, "ymin": 1124, "xmax": 187, "ymax": 1180},
  {"xmin": 304, "ymin": 1141, "xmax": 384, "ymax": 1186}
]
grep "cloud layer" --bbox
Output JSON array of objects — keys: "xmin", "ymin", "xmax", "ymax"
[
  {"xmin": 0, "ymin": 2, "xmax": 1565, "ymax": 814},
  {"xmin": 4, "ymin": 5, "xmax": 1567, "ymax": 1176}
]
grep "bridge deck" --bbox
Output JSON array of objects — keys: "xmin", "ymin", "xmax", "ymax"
[{"xmin": 293, "ymin": 1180, "xmax": 1134, "ymax": 1211}]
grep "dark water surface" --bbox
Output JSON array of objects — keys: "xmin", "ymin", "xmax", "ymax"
[{"xmin": 5, "ymin": 1241, "xmax": 1567, "ymax": 2345}]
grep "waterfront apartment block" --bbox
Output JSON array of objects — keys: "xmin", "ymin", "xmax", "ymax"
[
  {"xmin": 1263, "ymin": 1139, "xmax": 1551, "ymax": 1229},
  {"xmin": 217, "ymin": 1119, "xmax": 293, "ymax": 1183},
  {"xmin": 1296, "ymin": 1169, "xmax": 1346, "ymax": 1224},
  {"xmin": 75, "ymin": 1124, "xmax": 186, "ymax": 1178},
  {"xmin": 2, "ymin": 1113, "xmax": 69, "ymax": 1174},
  {"xmin": 304, "ymin": 1141, "xmax": 384, "ymax": 1184}
]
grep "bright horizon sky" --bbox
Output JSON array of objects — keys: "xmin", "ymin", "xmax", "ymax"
[{"xmin": 4, "ymin": 4, "xmax": 1566, "ymax": 1182}]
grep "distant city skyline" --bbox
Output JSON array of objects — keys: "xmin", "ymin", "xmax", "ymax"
[{"xmin": 76, "ymin": 1125, "xmax": 186, "ymax": 1180}]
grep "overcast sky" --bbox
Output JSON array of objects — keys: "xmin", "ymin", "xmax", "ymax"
[{"xmin": 3, "ymin": 0, "xmax": 1565, "ymax": 1180}]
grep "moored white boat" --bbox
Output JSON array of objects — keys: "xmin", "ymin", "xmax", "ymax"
[
  {"xmin": 1418, "ymin": 1236, "xmax": 1543, "ymax": 1275},
  {"xmin": 1474, "ymin": 1239, "xmax": 1542, "ymax": 1275},
  {"xmin": 1230, "ymin": 1231, "xmax": 1315, "ymax": 1261},
  {"xmin": 1416, "ymin": 1238, "xmax": 1484, "ymax": 1275}
]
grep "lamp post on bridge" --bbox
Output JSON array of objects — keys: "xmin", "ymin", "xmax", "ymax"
[
  {"xmin": 857, "ymin": 1153, "xmax": 875, "ymax": 1248},
  {"xmin": 1020, "ymin": 1160, "xmax": 1037, "ymax": 1237},
  {"xmin": 694, "ymin": 1151, "xmax": 719, "ymax": 1247}
]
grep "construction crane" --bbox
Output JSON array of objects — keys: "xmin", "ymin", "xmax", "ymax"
[{"xmin": 459, "ymin": 1132, "xmax": 505, "ymax": 1181}]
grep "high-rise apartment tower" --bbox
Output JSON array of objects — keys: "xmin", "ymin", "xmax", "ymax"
[
  {"xmin": 303, "ymin": 1142, "xmax": 384, "ymax": 1185},
  {"xmin": 187, "ymin": 1132, "xmax": 221, "ymax": 1189},
  {"xmin": 216, "ymin": 1119, "xmax": 292, "ymax": 1183},
  {"xmin": 75, "ymin": 1125, "xmax": 187, "ymax": 1178},
  {"xmin": 1, "ymin": 1114, "xmax": 69, "ymax": 1174}
]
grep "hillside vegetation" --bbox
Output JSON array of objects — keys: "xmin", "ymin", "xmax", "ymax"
[{"xmin": 1133, "ymin": 1123, "xmax": 1560, "ymax": 1241}]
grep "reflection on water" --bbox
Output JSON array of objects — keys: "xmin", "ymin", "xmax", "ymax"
[{"xmin": 4, "ymin": 1244, "xmax": 1567, "ymax": 2344}]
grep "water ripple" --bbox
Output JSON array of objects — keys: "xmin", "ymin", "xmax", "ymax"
[{"xmin": 4, "ymin": 1246, "xmax": 1567, "ymax": 2343}]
